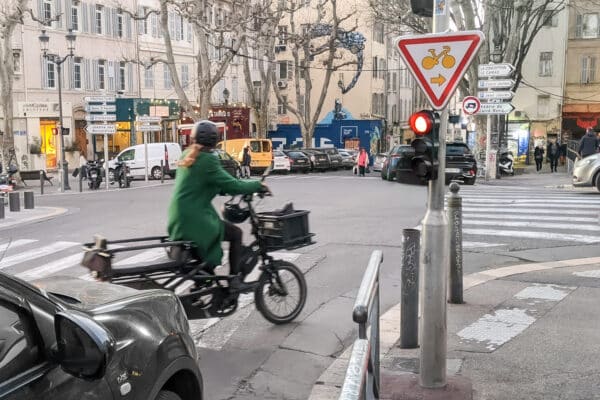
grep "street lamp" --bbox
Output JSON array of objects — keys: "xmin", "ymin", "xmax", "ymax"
[
  {"xmin": 39, "ymin": 29, "xmax": 77, "ymax": 192},
  {"xmin": 222, "ymin": 88, "xmax": 230, "ymax": 147}
]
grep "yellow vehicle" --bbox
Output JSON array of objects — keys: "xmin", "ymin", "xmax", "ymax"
[{"xmin": 216, "ymin": 138, "xmax": 273, "ymax": 172}]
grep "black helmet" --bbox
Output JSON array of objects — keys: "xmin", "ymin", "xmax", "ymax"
[
  {"xmin": 222, "ymin": 201, "xmax": 250, "ymax": 224},
  {"xmin": 193, "ymin": 120, "xmax": 218, "ymax": 147}
]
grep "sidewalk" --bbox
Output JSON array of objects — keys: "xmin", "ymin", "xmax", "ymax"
[
  {"xmin": 310, "ymin": 256, "xmax": 600, "ymax": 400},
  {"xmin": 0, "ymin": 206, "xmax": 67, "ymax": 231}
]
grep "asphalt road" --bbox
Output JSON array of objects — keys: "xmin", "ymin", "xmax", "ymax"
[{"xmin": 3, "ymin": 169, "xmax": 600, "ymax": 399}]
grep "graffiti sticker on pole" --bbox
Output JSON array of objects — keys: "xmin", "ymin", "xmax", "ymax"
[{"xmin": 435, "ymin": 0, "xmax": 447, "ymax": 15}]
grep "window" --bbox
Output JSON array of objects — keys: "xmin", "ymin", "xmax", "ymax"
[
  {"xmin": 278, "ymin": 26, "xmax": 288, "ymax": 46},
  {"xmin": 253, "ymin": 80, "xmax": 261, "ymax": 100},
  {"xmin": 118, "ymin": 149, "xmax": 135, "ymax": 161},
  {"xmin": 164, "ymin": 65, "xmax": 172, "ymax": 89},
  {"xmin": 144, "ymin": 66, "xmax": 154, "ymax": 88},
  {"xmin": 71, "ymin": 2, "xmax": 79, "ymax": 31},
  {"xmin": 139, "ymin": 7, "xmax": 149, "ymax": 35},
  {"xmin": 581, "ymin": 55, "xmax": 596, "ymax": 84},
  {"xmin": 373, "ymin": 57, "xmax": 378, "ymax": 78},
  {"xmin": 539, "ymin": 52, "xmax": 553, "ymax": 77},
  {"xmin": 117, "ymin": 11, "xmax": 124, "ymax": 37},
  {"xmin": 277, "ymin": 96, "xmax": 287, "ymax": 114},
  {"xmin": 98, "ymin": 60, "xmax": 105, "ymax": 89},
  {"xmin": 46, "ymin": 59, "xmax": 56, "ymax": 88},
  {"xmin": 577, "ymin": 13, "xmax": 599, "ymax": 39},
  {"xmin": 373, "ymin": 22, "xmax": 384, "ymax": 44},
  {"xmin": 42, "ymin": 0, "xmax": 52, "ymax": 26},
  {"xmin": 379, "ymin": 59, "xmax": 386, "ymax": 79},
  {"xmin": 13, "ymin": 51, "xmax": 22, "ymax": 74},
  {"xmin": 537, "ymin": 95, "xmax": 550, "ymax": 118},
  {"xmin": 278, "ymin": 61, "xmax": 288, "ymax": 79},
  {"xmin": 181, "ymin": 64, "xmax": 189, "ymax": 88},
  {"xmin": 119, "ymin": 62, "xmax": 126, "ymax": 91},
  {"xmin": 543, "ymin": 11, "xmax": 558, "ymax": 27},
  {"xmin": 372, "ymin": 93, "xmax": 378, "ymax": 115},
  {"xmin": 392, "ymin": 72, "xmax": 397, "ymax": 91},
  {"xmin": 74, "ymin": 57, "xmax": 82, "ymax": 89},
  {"xmin": 303, "ymin": 0, "xmax": 310, "ymax": 7},
  {"xmin": 95, "ymin": 5, "xmax": 103, "ymax": 34}
]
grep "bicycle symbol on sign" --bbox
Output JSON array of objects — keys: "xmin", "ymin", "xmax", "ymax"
[{"xmin": 421, "ymin": 46, "xmax": 456, "ymax": 70}]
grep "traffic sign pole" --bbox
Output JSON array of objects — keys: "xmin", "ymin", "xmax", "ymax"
[{"xmin": 419, "ymin": 0, "xmax": 450, "ymax": 390}]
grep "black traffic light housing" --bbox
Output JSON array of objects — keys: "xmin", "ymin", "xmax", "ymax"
[
  {"xmin": 410, "ymin": 0, "xmax": 433, "ymax": 17},
  {"xmin": 409, "ymin": 110, "xmax": 440, "ymax": 181}
]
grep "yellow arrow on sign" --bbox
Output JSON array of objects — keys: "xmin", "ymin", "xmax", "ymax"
[{"xmin": 430, "ymin": 74, "xmax": 446, "ymax": 86}]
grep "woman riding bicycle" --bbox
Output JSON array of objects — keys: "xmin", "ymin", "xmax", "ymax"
[{"xmin": 167, "ymin": 120, "xmax": 268, "ymax": 285}]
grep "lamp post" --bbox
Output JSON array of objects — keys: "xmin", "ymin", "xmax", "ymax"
[
  {"xmin": 222, "ymin": 88, "xmax": 230, "ymax": 148},
  {"xmin": 39, "ymin": 29, "xmax": 76, "ymax": 192}
]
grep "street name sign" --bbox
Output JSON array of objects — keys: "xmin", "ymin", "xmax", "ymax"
[
  {"xmin": 478, "ymin": 79, "xmax": 515, "ymax": 89},
  {"xmin": 85, "ymin": 124, "xmax": 116, "ymax": 134},
  {"xmin": 478, "ymin": 63, "xmax": 515, "ymax": 78},
  {"xmin": 85, "ymin": 114, "xmax": 117, "ymax": 122},
  {"xmin": 137, "ymin": 116, "xmax": 162, "ymax": 123},
  {"xmin": 85, "ymin": 104, "xmax": 117, "ymax": 113},
  {"xmin": 462, "ymin": 96, "xmax": 481, "ymax": 115},
  {"xmin": 396, "ymin": 30, "xmax": 484, "ymax": 110},
  {"xmin": 479, "ymin": 102, "xmax": 515, "ymax": 115},
  {"xmin": 84, "ymin": 96, "xmax": 116, "ymax": 103},
  {"xmin": 477, "ymin": 91, "xmax": 515, "ymax": 100},
  {"xmin": 138, "ymin": 124, "xmax": 162, "ymax": 132}
]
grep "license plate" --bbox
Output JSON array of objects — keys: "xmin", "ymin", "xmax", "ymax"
[{"xmin": 445, "ymin": 168, "xmax": 460, "ymax": 173}]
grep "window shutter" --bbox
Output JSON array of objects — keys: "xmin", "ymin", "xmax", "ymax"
[
  {"xmin": 151, "ymin": 13, "xmax": 158, "ymax": 37},
  {"xmin": 187, "ymin": 23, "xmax": 192, "ymax": 42},
  {"xmin": 137, "ymin": 6, "xmax": 143, "ymax": 35},
  {"xmin": 37, "ymin": 0, "xmax": 43, "ymax": 21},
  {"xmin": 168, "ymin": 12, "xmax": 174, "ymax": 37},
  {"xmin": 591, "ymin": 56, "xmax": 597, "ymax": 82},
  {"xmin": 105, "ymin": 7, "xmax": 112, "ymax": 36},
  {"xmin": 126, "ymin": 14, "xmax": 132, "ymax": 39},
  {"xmin": 92, "ymin": 59, "xmax": 98, "ymax": 89},
  {"xmin": 108, "ymin": 61, "xmax": 115, "ymax": 91},
  {"xmin": 576, "ymin": 14, "xmax": 583, "ymax": 38},
  {"xmin": 581, "ymin": 57, "xmax": 588, "ymax": 83},
  {"xmin": 85, "ymin": 59, "xmax": 92, "ymax": 90},
  {"xmin": 55, "ymin": 0, "xmax": 62, "ymax": 28},
  {"xmin": 41, "ymin": 56, "xmax": 47, "ymax": 89},
  {"xmin": 81, "ymin": 2, "xmax": 88, "ymax": 32},
  {"xmin": 92, "ymin": 4, "xmax": 97, "ymax": 34},
  {"xmin": 127, "ymin": 63, "xmax": 133, "ymax": 92},
  {"xmin": 287, "ymin": 60, "xmax": 293, "ymax": 79},
  {"xmin": 68, "ymin": 57, "xmax": 74, "ymax": 89},
  {"xmin": 65, "ymin": 0, "xmax": 72, "ymax": 29}
]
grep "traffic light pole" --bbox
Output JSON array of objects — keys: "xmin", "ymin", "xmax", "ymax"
[{"xmin": 419, "ymin": 1, "xmax": 450, "ymax": 389}]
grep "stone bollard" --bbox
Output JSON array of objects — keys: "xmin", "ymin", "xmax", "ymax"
[
  {"xmin": 9, "ymin": 192, "xmax": 20, "ymax": 212},
  {"xmin": 400, "ymin": 228, "xmax": 420, "ymax": 348},
  {"xmin": 40, "ymin": 170, "xmax": 44, "ymax": 195},
  {"xmin": 448, "ymin": 182, "xmax": 463, "ymax": 304},
  {"xmin": 24, "ymin": 191, "xmax": 35, "ymax": 209}
]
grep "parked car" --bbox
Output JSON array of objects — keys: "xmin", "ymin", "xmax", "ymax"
[
  {"xmin": 214, "ymin": 148, "xmax": 241, "ymax": 178},
  {"xmin": 107, "ymin": 142, "xmax": 182, "ymax": 180},
  {"xmin": 216, "ymin": 138, "xmax": 273, "ymax": 173},
  {"xmin": 308, "ymin": 148, "xmax": 343, "ymax": 170},
  {"xmin": 283, "ymin": 150, "xmax": 311, "ymax": 173},
  {"xmin": 301, "ymin": 149, "xmax": 331, "ymax": 171},
  {"xmin": 572, "ymin": 152, "xmax": 600, "ymax": 192},
  {"xmin": 372, "ymin": 153, "xmax": 388, "ymax": 172},
  {"xmin": 272, "ymin": 150, "xmax": 291, "ymax": 173},
  {"xmin": 381, "ymin": 145, "xmax": 414, "ymax": 181},
  {"xmin": 338, "ymin": 150, "xmax": 355, "ymax": 169},
  {"xmin": 0, "ymin": 271, "xmax": 203, "ymax": 400}
]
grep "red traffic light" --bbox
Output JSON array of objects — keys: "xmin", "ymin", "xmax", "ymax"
[{"xmin": 409, "ymin": 111, "xmax": 434, "ymax": 135}]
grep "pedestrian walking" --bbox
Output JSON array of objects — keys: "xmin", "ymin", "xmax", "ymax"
[
  {"xmin": 534, "ymin": 145, "xmax": 544, "ymax": 172},
  {"xmin": 357, "ymin": 148, "xmax": 369, "ymax": 177},
  {"xmin": 578, "ymin": 128, "xmax": 599, "ymax": 159},
  {"xmin": 547, "ymin": 139, "xmax": 560, "ymax": 172},
  {"xmin": 241, "ymin": 146, "xmax": 251, "ymax": 178}
]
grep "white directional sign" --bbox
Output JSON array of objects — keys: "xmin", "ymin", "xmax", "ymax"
[
  {"xmin": 478, "ymin": 79, "xmax": 515, "ymax": 89},
  {"xmin": 137, "ymin": 116, "xmax": 162, "ymax": 123},
  {"xmin": 478, "ymin": 63, "xmax": 515, "ymax": 77},
  {"xmin": 479, "ymin": 102, "xmax": 515, "ymax": 115},
  {"xmin": 85, "ymin": 104, "xmax": 117, "ymax": 113},
  {"xmin": 138, "ymin": 124, "xmax": 162, "ymax": 132},
  {"xmin": 85, "ymin": 124, "xmax": 117, "ymax": 134},
  {"xmin": 477, "ymin": 91, "xmax": 515, "ymax": 100},
  {"xmin": 85, "ymin": 114, "xmax": 117, "ymax": 122},
  {"xmin": 84, "ymin": 96, "xmax": 116, "ymax": 103}
]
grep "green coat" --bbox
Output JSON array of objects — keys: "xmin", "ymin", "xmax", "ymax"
[{"xmin": 167, "ymin": 150, "xmax": 262, "ymax": 266}]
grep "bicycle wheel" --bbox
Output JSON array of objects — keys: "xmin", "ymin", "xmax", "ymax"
[{"xmin": 254, "ymin": 260, "xmax": 307, "ymax": 324}]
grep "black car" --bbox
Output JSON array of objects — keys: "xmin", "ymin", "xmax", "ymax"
[
  {"xmin": 0, "ymin": 272, "xmax": 203, "ymax": 400},
  {"xmin": 214, "ymin": 149, "xmax": 241, "ymax": 178},
  {"xmin": 394, "ymin": 142, "xmax": 477, "ymax": 185},
  {"xmin": 283, "ymin": 150, "xmax": 311, "ymax": 173},
  {"xmin": 381, "ymin": 145, "xmax": 414, "ymax": 181},
  {"xmin": 300, "ymin": 149, "xmax": 331, "ymax": 171},
  {"xmin": 306, "ymin": 148, "xmax": 343, "ymax": 170}
]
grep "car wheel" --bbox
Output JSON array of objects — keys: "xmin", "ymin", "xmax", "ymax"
[
  {"xmin": 151, "ymin": 166, "xmax": 162, "ymax": 180},
  {"xmin": 155, "ymin": 390, "xmax": 182, "ymax": 400},
  {"xmin": 595, "ymin": 171, "xmax": 600, "ymax": 192},
  {"xmin": 108, "ymin": 168, "xmax": 115, "ymax": 181}
]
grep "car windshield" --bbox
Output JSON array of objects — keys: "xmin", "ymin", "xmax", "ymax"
[
  {"xmin": 447, "ymin": 144, "xmax": 471, "ymax": 156},
  {"xmin": 391, "ymin": 146, "xmax": 412, "ymax": 155},
  {"xmin": 274, "ymin": 151, "xmax": 284, "ymax": 157},
  {"xmin": 288, "ymin": 151, "xmax": 305, "ymax": 157}
]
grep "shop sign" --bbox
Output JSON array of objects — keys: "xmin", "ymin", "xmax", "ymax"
[
  {"xmin": 150, "ymin": 106, "xmax": 170, "ymax": 117},
  {"xmin": 17, "ymin": 102, "xmax": 72, "ymax": 118}
]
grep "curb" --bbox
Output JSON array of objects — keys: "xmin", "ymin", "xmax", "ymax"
[
  {"xmin": 29, "ymin": 181, "xmax": 175, "ymax": 197},
  {"xmin": 308, "ymin": 255, "xmax": 600, "ymax": 399},
  {"xmin": 0, "ymin": 207, "xmax": 68, "ymax": 231}
]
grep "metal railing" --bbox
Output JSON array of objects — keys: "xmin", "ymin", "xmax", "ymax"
[{"xmin": 339, "ymin": 250, "xmax": 384, "ymax": 400}]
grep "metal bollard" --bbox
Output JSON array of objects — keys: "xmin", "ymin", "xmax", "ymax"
[
  {"xmin": 24, "ymin": 191, "xmax": 34, "ymax": 209},
  {"xmin": 40, "ymin": 170, "xmax": 44, "ymax": 195},
  {"xmin": 0, "ymin": 198, "xmax": 4, "ymax": 219},
  {"xmin": 400, "ymin": 228, "xmax": 420, "ymax": 348},
  {"xmin": 79, "ymin": 171, "xmax": 83, "ymax": 192},
  {"xmin": 9, "ymin": 192, "xmax": 20, "ymax": 212},
  {"xmin": 448, "ymin": 182, "xmax": 463, "ymax": 304},
  {"xmin": 160, "ymin": 160, "xmax": 164, "ymax": 184}
]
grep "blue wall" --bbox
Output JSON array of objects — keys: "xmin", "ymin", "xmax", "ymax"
[{"xmin": 268, "ymin": 119, "xmax": 383, "ymax": 156}]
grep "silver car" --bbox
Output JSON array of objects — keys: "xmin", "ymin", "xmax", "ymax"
[{"xmin": 572, "ymin": 153, "xmax": 600, "ymax": 192}]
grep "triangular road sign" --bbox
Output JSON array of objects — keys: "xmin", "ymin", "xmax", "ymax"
[{"xmin": 396, "ymin": 31, "xmax": 484, "ymax": 110}]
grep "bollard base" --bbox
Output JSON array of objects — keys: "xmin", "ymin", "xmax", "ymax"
[{"xmin": 382, "ymin": 373, "xmax": 472, "ymax": 400}]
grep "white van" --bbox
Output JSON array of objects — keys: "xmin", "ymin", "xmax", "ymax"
[{"xmin": 107, "ymin": 142, "xmax": 182, "ymax": 179}]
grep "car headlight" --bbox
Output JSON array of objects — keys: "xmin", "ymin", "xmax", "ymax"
[
  {"xmin": 577, "ymin": 158, "xmax": 593, "ymax": 167},
  {"xmin": 310, "ymin": 155, "xmax": 315, "ymax": 161}
]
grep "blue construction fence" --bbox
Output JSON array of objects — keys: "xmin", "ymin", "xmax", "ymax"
[{"xmin": 267, "ymin": 119, "xmax": 384, "ymax": 162}]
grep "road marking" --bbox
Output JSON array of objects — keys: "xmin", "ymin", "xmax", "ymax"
[
  {"xmin": 114, "ymin": 248, "xmax": 167, "ymax": 266},
  {"xmin": 462, "ymin": 228, "xmax": 600, "ymax": 243},
  {"xmin": 462, "ymin": 200, "xmax": 600, "ymax": 208},
  {"xmin": 463, "ymin": 219, "xmax": 600, "ymax": 232},
  {"xmin": 17, "ymin": 253, "xmax": 82, "ymax": 281},
  {"xmin": 462, "ymin": 213, "xmax": 598, "ymax": 223},
  {"xmin": 463, "ymin": 241, "xmax": 505, "ymax": 248},
  {"xmin": 0, "ymin": 242, "xmax": 78, "ymax": 270},
  {"xmin": 573, "ymin": 269, "xmax": 600, "ymax": 278},
  {"xmin": 462, "ymin": 207, "xmax": 598, "ymax": 216},
  {"xmin": 514, "ymin": 283, "xmax": 572, "ymax": 302},
  {"xmin": 0, "ymin": 239, "xmax": 38, "ymax": 253}
]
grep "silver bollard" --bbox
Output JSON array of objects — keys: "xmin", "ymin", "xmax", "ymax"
[
  {"xmin": 9, "ymin": 192, "xmax": 20, "ymax": 212},
  {"xmin": 448, "ymin": 182, "xmax": 463, "ymax": 304},
  {"xmin": 40, "ymin": 170, "xmax": 44, "ymax": 195},
  {"xmin": 400, "ymin": 228, "xmax": 420, "ymax": 348},
  {"xmin": 0, "ymin": 199, "xmax": 4, "ymax": 219},
  {"xmin": 24, "ymin": 191, "xmax": 34, "ymax": 209},
  {"xmin": 160, "ymin": 160, "xmax": 164, "ymax": 184}
]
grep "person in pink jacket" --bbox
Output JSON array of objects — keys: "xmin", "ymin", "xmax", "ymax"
[{"xmin": 357, "ymin": 148, "xmax": 369, "ymax": 177}]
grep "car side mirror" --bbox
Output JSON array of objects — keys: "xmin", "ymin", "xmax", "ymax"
[{"xmin": 54, "ymin": 310, "xmax": 114, "ymax": 380}]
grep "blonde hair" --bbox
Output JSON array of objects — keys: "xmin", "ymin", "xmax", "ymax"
[{"xmin": 178, "ymin": 144, "xmax": 201, "ymax": 167}]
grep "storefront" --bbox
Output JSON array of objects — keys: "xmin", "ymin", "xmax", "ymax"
[
  {"xmin": 562, "ymin": 103, "xmax": 600, "ymax": 142},
  {"xmin": 179, "ymin": 105, "xmax": 251, "ymax": 147}
]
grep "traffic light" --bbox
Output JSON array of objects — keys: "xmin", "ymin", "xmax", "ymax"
[
  {"xmin": 409, "ymin": 110, "xmax": 440, "ymax": 181},
  {"xmin": 410, "ymin": 0, "xmax": 433, "ymax": 17}
]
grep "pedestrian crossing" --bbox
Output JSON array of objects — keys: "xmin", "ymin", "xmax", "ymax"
[
  {"xmin": 453, "ymin": 186, "xmax": 600, "ymax": 250},
  {"xmin": 0, "ymin": 237, "xmax": 301, "ymax": 349}
]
